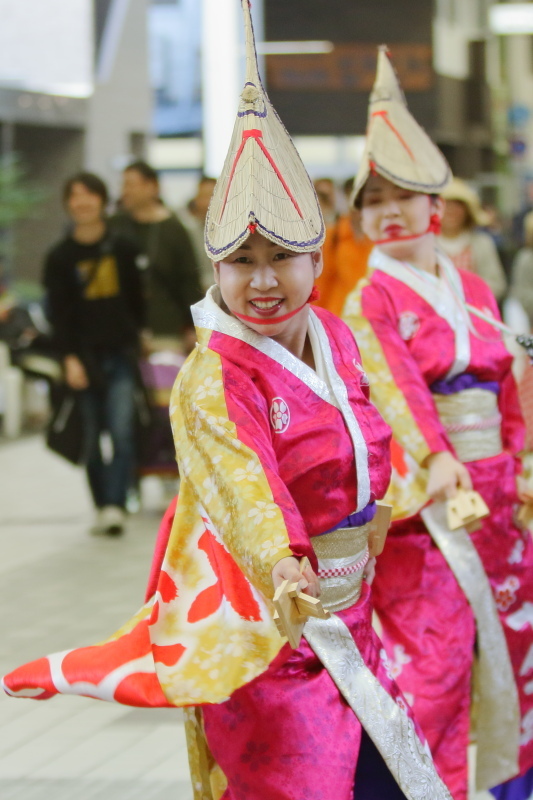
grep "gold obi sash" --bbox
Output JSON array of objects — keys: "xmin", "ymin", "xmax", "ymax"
[
  {"xmin": 311, "ymin": 523, "xmax": 370, "ymax": 613},
  {"xmin": 433, "ymin": 388, "xmax": 502, "ymax": 463}
]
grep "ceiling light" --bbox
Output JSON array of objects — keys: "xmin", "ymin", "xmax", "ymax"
[
  {"xmin": 256, "ymin": 41, "xmax": 334, "ymax": 55},
  {"xmin": 489, "ymin": 4, "xmax": 533, "ymax": 35}
]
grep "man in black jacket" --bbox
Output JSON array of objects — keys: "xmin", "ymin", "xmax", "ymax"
[
  {"xmin": 111, "ymin": 161, "xmax": 202, "ymax": 351},
  {"xmin": 44, "ymin": 172, "xmax": 145, "ymax": 535}
]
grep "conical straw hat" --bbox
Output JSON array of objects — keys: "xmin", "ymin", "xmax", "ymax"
[
  {"xmin": 205, "ymin": 0, "xmax": 325, "ymax": 260},
  {"xmin": 352, "ymin": 46, "xmax": 451, "ymax": 205}
]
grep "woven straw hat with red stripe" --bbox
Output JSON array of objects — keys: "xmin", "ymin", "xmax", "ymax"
[
  {"xmin": 351, "ymin": 46, "xmax": 451, "ymax": 206},
  {"xmin": 205, "ymin": 0, "xmax": 325, "ymax": 261}
]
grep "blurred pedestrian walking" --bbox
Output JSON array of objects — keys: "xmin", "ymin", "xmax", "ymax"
[
  {"xmin": 510, "ymin": 211, "xmax": 533, "ymax": 330},
  {"xmin": 112, "ymin": 161, "xmax": 202, "ymax": 353},
  {"xmin": 43, "ymin": 172, "xmax": 145, "ymax": 535},
  {"xmin": 179, "ymin": 175, "xmax": 216, "ymax": 293},
  {"xmin": 438, "ymin": 177, "xmax": 507, "ymax": 302}
]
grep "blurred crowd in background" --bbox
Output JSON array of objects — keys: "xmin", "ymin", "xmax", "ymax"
[
  {"xmin": 3, "ymin": 153, "xmax": 533, "ymax": 530},
  {"xmin": 3, "ymin": 161, "xmax": 533, "ymax": 536}
]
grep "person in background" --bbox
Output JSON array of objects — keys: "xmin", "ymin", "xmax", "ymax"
[
  {"xmin": 179, "ymin": 175, "xmax": 217, "ymax": 293},
  {"xmin": 438, "ymin": 177, "xmax": 507, "ymax": 302},
  {"xmin": 313, "ymin": 177, "xmax": 338, "ymax": 225},
  {"xmin": 510, "ymin": 211, "xmax": 533, "ymax": 330},
  {"xmin": 315, "ymin": 177, "xmax": 374, "ymax": 317},
  {"xmin": 111, "ymin": 160, "xmax": 202, "ymax": 352},
  {"xmin": 44, "ymin": 172, "xmax": 145, "ymax": 535}
]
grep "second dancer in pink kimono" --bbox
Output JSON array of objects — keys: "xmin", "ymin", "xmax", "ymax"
[{"xmin": 343, "ymin": 47, "xmax": 533, "ymax": 800}]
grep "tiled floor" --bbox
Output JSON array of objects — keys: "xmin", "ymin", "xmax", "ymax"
[
  {"xmin": 0, "ymin": 436, "xmax": 494, "ymax": 799},
  {"xmin": 0, "ymin": 436, "xmax": 192, "ymax": 800}
]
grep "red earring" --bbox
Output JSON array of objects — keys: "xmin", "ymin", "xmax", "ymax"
[{"xmin": 428, "ymin": 213, "xmax": 442, "ymax": 235}]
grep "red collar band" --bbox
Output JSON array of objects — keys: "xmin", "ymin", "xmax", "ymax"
[
  {"xmin": 374, "ymin": 212, "xmax": 441, "ymax": 246},
  {"xmin": 231, "ymin": 298, "xmax": 309, "ymax": 326},
  {"xmin": 229, "ymin": 286, "xmax": 320, "ymax": 327}
]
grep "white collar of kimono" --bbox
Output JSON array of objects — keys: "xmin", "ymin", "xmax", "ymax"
[
  {"xmin": 192, "ymin": 285, "xmax": 370, "ymax": 511},
  {"xmin": 369, "ymin": 247, "xmax": 470, "ymax": 380}
]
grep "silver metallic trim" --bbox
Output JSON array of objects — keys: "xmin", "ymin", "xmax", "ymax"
[
  {"xmin": 308, "ymin": 312, "xmax": 371, "ymax": 511},
  {"xmin": 421, "ymin": 501, "xmax": 520, "ymax": 790},
  {"xmin": 304, "ymin": 614, "xmax": 453, "ymax": 800}
]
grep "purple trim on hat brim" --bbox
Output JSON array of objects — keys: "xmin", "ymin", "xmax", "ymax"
[
  {"xmin": 205, "ymin": 212, "xmax": 325, "ymax": 259},
  {"xmin": 371, "ymin": 160, "xmax": 452, "ymax": 194},
  {"xmin": 238, "ymin": 82, "xmax": 268, "ymax": 118}
]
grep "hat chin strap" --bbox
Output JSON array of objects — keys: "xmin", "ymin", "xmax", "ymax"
[
  {"xmin": 374, "ymin": 213, "xmax": 441, "ymax": 246},
  {"xmin": 229, "ymin": 287, "xmax": 320, "ymax": 327}
]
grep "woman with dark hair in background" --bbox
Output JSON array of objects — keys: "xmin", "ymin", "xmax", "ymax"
[
  {"xmin": 111, "ymin": 160, "xmax": 202, "ymax": 353},
  {"xmin": 44, "ymin": 172, "xmax": 145, "ymax": 535}
]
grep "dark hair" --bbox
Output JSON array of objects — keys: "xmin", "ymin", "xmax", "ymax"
[
  {"xmin": 343, "ymin": 177, "xmax": 355, "ymax": 197},
  {"xmin": 124, "ymin": 160, "xmax": 159, "ymax": 184},
  {"xmin": 63, "ymin": 172, "xmax": 108, "ymax": 205}
]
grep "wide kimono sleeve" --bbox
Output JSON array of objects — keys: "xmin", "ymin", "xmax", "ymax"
[
  {"xmin": 170, "ymin": 339, "xmax": 315, "ymax": 596},
  {"xmin": 2, "ymin": 338, "xmax": 309, "ymax": 710}
]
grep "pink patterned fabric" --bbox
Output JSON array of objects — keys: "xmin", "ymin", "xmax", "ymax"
[
  {"xmin": 361, "ymin": 268, "xmax": 524, "ymax": 466},
  {"xmin": 202, "ymin": 585, "xmax": 412, "ymax": 800},
  {"xmin": 361, "ymin": 267, "xmax": 533, "ymax": 799}
]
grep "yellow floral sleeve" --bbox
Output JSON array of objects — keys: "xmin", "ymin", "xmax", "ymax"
[{"xmin": 169, "ymin": 329, "xmax": 302, "ymax": 599}]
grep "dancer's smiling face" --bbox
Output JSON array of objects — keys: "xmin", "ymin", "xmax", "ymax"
[
  {"xmin": 360, "ymin": 174, "xmax": 443, "ymax": 261},
  {"xmin": 213, "ymin": 232, "xmax": 322, "ymax": 339}
]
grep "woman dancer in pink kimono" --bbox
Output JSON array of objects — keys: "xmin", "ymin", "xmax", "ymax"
[
  {"xmin": 1, "ymin": 8, "xmax": 451, "ymax": 800},
  {"xmin": 343, "ymin": 47, "xmax": 533, "ymax": 800}
]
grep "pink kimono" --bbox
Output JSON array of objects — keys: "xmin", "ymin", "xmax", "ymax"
[
  {"xmin": 3, "ymin": 289, "xmax": 452, "ymax": 800},
  {"xmin": 344, "ymin": 248, "xmax": 533, "ymax": 800}
]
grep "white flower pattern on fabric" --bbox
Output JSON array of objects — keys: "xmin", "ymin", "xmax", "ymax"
[
  {"xmin": 202, "ymin": 476, "xmax": 218, "ymax": 505},
  {"xmin": 380, "ymin": 645, "xmax": 411, "ymax": 680},
  {"xmin": 495, "ymin": 576, "xmax": 521, "ymax": 612},
  {"xmin": 509, "ymin": 539, "xmax": 525, "ymax": 565},
  {"xmin": 248, "ymin": 501, "xmax": 278, "ymax": 525},
  {"xmin": 234, "ymin": 460, "xmax": 262, "ymax": 482},
  {"xmin": 260, "ymin": 534, "xmax": 288, "ymax": 561},
  {"xmin": 398, "ymin": 311, "xmax": 420, "ymax": 341},
  {"xmin": 270, "ymin": 397, "xmax": 290, "ymax": 433},
  {"xmin": 194, "ymin": 644, "xmax": 225, "ymax": 681},
  {"xmin": 195, "ymin": 376, "xmax": 223, "ymax": 400},
  {"xmin": 224, "ymin": 633, "xmax": 252, "ymax": 658}
]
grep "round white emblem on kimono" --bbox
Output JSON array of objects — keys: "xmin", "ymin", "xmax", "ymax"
[
  {"xmin": 270, "ymin": 398, "xmax": 290, "ymax": 433},
  {"xmin": 398, "ymin": 311, "xmax": 420, "ymax": 341}
]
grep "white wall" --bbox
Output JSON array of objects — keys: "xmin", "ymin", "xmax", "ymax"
[
  {"xmin": 85, "ymin": 0, "xmax": 152, "ymax": 194},
  {"xmin": 0, "ymin": 0, "xmax": 92, "ymax": 97}
]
